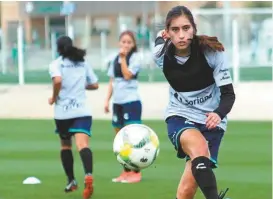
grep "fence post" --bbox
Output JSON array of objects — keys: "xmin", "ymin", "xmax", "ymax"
[
  {"xmin": 232, "ymin": 19, "xmax": 240, "ymax": 85},
  {"xmin": 17, "ymin": 21, "xmax": 25, "ymax": 85}
]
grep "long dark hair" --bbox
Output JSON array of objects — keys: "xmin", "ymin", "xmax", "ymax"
[
  {"xmin": 119, "ymin": 30, "xmax": 138, "ymax": 53},
  {"xmin": 157, "ymin": 6, "xmax": 224, "ymax": 59},
  {"xmin": 57, "ymin": 36, "xmax": 86, "ymax": 62}
]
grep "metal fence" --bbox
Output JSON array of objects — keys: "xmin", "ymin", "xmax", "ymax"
[{"xmin": 0, "ymin": 7, "xmax": 272, "ymax": 84}]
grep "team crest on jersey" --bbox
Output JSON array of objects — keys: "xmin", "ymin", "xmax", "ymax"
[
  {"xmin": 123, "ymin": 113, "xmax": 129, "ymax": 120},
  {"xmin": 113, "ymin": 115, "xmax": 118, "ymax": 122}
]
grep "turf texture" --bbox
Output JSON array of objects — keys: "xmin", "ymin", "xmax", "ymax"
[{"xmin": 0, "ymin": 120, "xmax": 271, "ymax": 199}]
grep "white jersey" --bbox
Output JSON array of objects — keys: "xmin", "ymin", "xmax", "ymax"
[
  {"xmin": 107, "ymin": 52, "xmax": 141, "ymax": 104},
  {"xmin": 49, "ymin": 56, "xmax": 98, "ymax": 120},
  {"xmin": 153, "ymin": 44, "xmax": 233, "ymax": 131}
]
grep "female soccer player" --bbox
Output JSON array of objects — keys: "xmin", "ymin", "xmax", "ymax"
[
  {"xmin": 104, "ymin": 30, "xmax": 142, "ymax": 183},
  {"xmin": 48, "ymin": 36, "xmax": 98, "ymax": 199},
  {"xmin": 153, "ymin": 6, "xmax": 235, "ymax": 199}
]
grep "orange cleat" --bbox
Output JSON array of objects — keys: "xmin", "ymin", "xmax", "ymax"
[
  {"xmin": 121, "ymin": 171, "xmax": 142, "ymax": 183},
  {"xmin": 82, "ymin": 175, "xmax": 94, "ymax": 199},
  {"xmin": 112, "ymin": 171, "xmax": 130, "ymax": 183}
]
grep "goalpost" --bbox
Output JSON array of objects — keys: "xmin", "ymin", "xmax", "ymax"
[
  {"xmin": 232, "ymin": 19, "xmax": 239, "ymax": 85},
  {"xmin": 17, "ymin": 21, "xmax": 25, "ymax": 85},
  {"xmin": 192, "ymin": 7, "xmax": 272, "ymax": 85},
  {"xmin": 12, "ymin": 1, "xmax": 76, "ymax": 85}
]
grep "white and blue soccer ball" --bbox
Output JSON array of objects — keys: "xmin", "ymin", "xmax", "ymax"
[{"xmin": 113, "ymin": 124, "xmax": 160, "ymax": 171}]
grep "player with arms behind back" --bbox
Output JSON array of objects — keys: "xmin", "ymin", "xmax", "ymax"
[
  {"xmin": 104, "ymin": 31, "xmax": 143, "ymax": 183},
  {"xmin": 153, "ymin": 6, "xmax": 235, "ymax": 199},
  {"xmin": 48, "ymin": 36, "xmax": 98, "ymax": 199}
]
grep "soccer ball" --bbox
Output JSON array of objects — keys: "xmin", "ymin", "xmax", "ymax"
[{"xmin": 113, "ymin": 124, "xmax": 160, "ymax": 171}]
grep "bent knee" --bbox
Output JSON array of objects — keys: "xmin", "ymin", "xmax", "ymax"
[
  {"xmin": 75, "ymin": 134, "xmax": 89, "ymax": 151},
  {"xmin": 60, "ymin": 139, "xmax": 72, "ymax": 150},
  {"xmin": 177, "ymin": 184, "xmax": 197, "ymax": 199},
  {"xmin": 191, "ymin": 144, "xmax": 210, "ymax": 160},
  {"xmin": 180, "ymin": 129, "xmax": 210, "ymax": 160},
  {"xmin": 61, "ymin": 146, "xmax": 72, "ymax": 150},
  {"xmin": 75, "ymin": 141, "xmax": 89, "ymax": 151}
]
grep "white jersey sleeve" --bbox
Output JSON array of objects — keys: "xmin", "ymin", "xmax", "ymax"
[
  {"xmin": 107, "ymin": 60, "xmax": 114, "ymax": 78},
  {"xmin": 128, "ymin": 53, "xmax": 141, "ymax": 75},
  {"xmin": 85, "ymin": 63, "xmax": 98, "ymax": 84},
  {"xmin": 211, "ymin": 51, "xmax": 233, "ymax": 87},
  {"xmin": 49, "ymin": 58, "xmax": 62, "ymax": 78},
  {"xmin": 153, "ymin": 43, "xmax": 164, "ymax": 69}
]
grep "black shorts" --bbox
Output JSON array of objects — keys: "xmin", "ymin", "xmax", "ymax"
[
  {"xmin": 54, "ymin": 116, "xmax": 92, "ymax": 140},
  {"xmin": 166, "ymin": 116, "xmax": 225, "ymax": 168},
  {"xmin": 112, "ymin": 100, "xmax": 142, "ymax": 128}
]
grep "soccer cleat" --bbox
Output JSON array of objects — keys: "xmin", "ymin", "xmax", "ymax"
[
  {"xmin": 64, "ymin": 179, "xmax": 78, "ymax": 193},
  {"xmin": 83, "ymin": 175, "xmax": 94, "ymax": 199},
  {"xmin": 218, "ymin": 188, "xmax": 229, "ymax": 199},
  {"xmin": 121, "ymin": 171, "xmax": 142, "ymax": 183},
  {"xmin": 112, "ymin": 171, "xmax": 130, "ymax": 183}
]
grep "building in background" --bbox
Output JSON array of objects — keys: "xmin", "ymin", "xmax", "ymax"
[
  {"xmin": 0, "ymin": 1, "xmax": 253, "ymax": 49},
  {"xmin": 0, "ymin": 1, "xmax": 271, "ymax": 70}
]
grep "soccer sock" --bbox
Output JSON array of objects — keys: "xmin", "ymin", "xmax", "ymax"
[
  {"xmin": 61, "ymin": 149, "xmax": 75, "ymax": 182},
  {"xmin": 122, "ymin": 166, "xmax": 140, "ymax": 173},
  {"xmin": 191, "ymin": 156, "xmax": 218, "ymax": 199},
  {"xmin": 79, "ymin": 148, "xmax": 93, "ymax": 175},
  {"xmin": 123, "ymin": 166, "xmax": 131, "ymax": 172}
]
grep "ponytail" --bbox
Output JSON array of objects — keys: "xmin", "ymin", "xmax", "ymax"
[
  {"xmin": 61, "ymin": 45, "xmax": 86, "ymax": 62},
  {"xmin": 156, "ymin": 38, "xmax": 175, "ymax": 59},
  {"xmin": 197, "ymin": 35, "xmax": 225, "ymax": 52}
]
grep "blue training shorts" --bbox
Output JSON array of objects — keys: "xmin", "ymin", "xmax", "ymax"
[
  {"xmin": 112, "ymin": 100, "xmax": 142, "ymax": 128},
  {"xmin": 55, "ymin": 116, "xmax": 92, "ymax": 139},
  {"xmin": 166, "ymin": 116, "xmax": 224, "ymax": 168}
]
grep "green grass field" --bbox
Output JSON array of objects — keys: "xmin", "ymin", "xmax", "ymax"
[{"xmin": 0, "ymin": 120, "xmax": 271, "ymax": 199}]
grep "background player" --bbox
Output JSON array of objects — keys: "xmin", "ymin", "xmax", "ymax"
[
  {"xmin": 48, "ymin": 36, "xmax": 99, "ymax": 199},
  {"xmin": 153, "ymin": 6, "xmax": 235, "ymax": 199},
  {"xmin": 104, "ymin": 30, "xmax": 142, "ymax": 183}
]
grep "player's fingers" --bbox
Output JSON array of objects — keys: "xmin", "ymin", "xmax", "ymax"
[
  {"xmin": 206, "ymin": 121, "xmax": 214, "ymax": 129},
  {"xmin": 210, "ymin": 123, "xmax": 217, "ymax": 129},
  {"xmin": 206, "ymin": 120, "xmax": 214, "ymax": 129},
  {"xmin": 212, "ymin": 116, "xmax": 219, "ymax": 123},
  {"xmin": 205, "ymin": 114, "xmax": 214, "ymax": 123},
  {"xmin": 206, "ymin": 121, "xmax": 210, "ymax": 129},
  {"xmin": 207, "ymin": 115, "xmax": 219, "ymax": 129},
  {"xmin": 205, "ymin": 115, "xmax": 210, "ymax": 123},
  {"xmin": 48, "ymin": 99, "xmax": 53, "ymax": 105},
  {"xmin": 157, "ymin": 30, "xmax": 164, "ymax": 38},
  {"xmin": 206, "ymin": 44, "xmax": 217, "ymax": 52},
  {"xmin": 212, "ymin": 120, "xmax": 219, "ymax": 128},
  {"xmin": 205, "ymin": 116, "xmax": 211, "ymax": 123},
  {"xmin": 214, "ymin": 43, "xmax": 224, "ymax": 51},
  {"xmin": 162, "ymin": 32, "xmax": 169, "ymax": 39},
  {"xmin": 207, "ymin": 121, "xmax": 217, "ymax": 129},
  {"xmin": 215, "ymin": 43, "xmax": 223, "ymax": 50}
]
